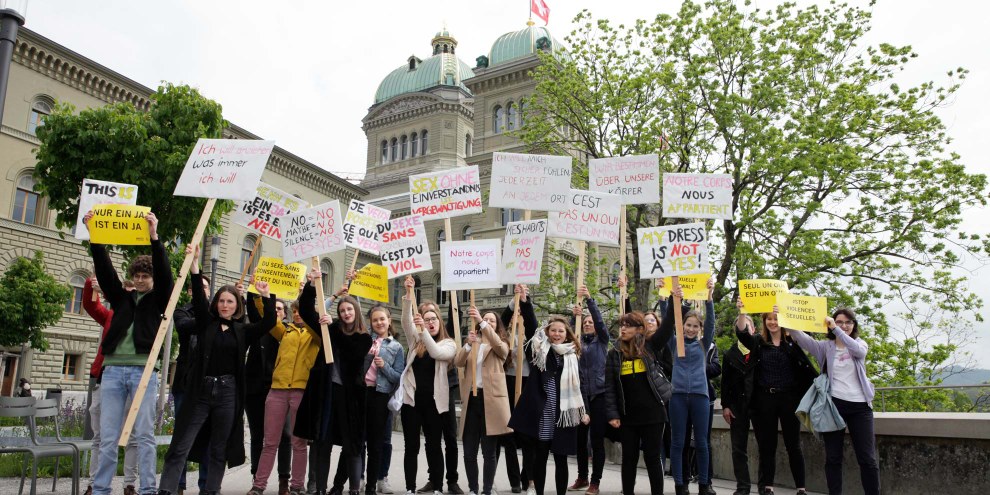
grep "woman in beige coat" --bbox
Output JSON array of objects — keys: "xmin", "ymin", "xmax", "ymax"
[
  {"xmin": 400, "ymin": 275, "xmax": 456, "ymax": 495},
  {"xmin": 455, "ymin": 306, "xmax": 513, "ymax": 495}
]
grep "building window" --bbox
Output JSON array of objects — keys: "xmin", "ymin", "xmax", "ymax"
[
  {"xmin": 390, "ymin": 138, "xmax": 398, "ymax": 162},
  {"xmin": 462, "ymin": 225, "xmax": 473, "ymax": 240},
  {"xmin": 62, "ymin": 354, "xmax": 81, "ymax": 381},
  {"xmin": 240, "ymin": 236, "xmax": 259, "ymax": 274},
  {"xmin": 420, "ymin": 130, "xmax": 429, "ymax": 155},
  {"xmin": 493, "ymin": 105, "xmax": 504, "ymax": 134},
  {"xmin": 65, "ymin": 273, "xmax": 87, "ymax": 314},
  {"xmin": 392, "ymin": 278, "xmax": 403, "ymax": 306},
  {"xmin": 435, "ymin": 275, "xmax": 448, "ymax": 305},
  {"xmin": 321, "ymin": 259, "xmax": 334, "ymax": 295},
  {"xmin": 400, "ymin": 135, "xmax": 408, "ymax": 160},
  {"xmin": 436, "ymin": 229, "xmax": 445, "ymax": 249},
  {"xmin": 12, "ymin": 173, "xmax": 42, "ymax": 226},
  {"xmin": 501, "ymin": 208, "xmax": 523, "ymax": 226},
  {"xmin": 27, "ymin": 95, "xmax": 54, "ymax": 136},
  {"xmin": 413, "ymin": 275, "xmax": 422, "ymax": 303},
  {"xmin": 506, "ymin": 102, "xmax": 517, "ymax": 131},
  {"xmin": 381, "ymin": 140, "xmax": 388, "ymax": 164},
  {"xmin": 411, "ymin": 132, "xmax": 418, "ymax": 157},
  {"xmin": 465, "ymin": 134, "xmax": 472, "ymax": 157},
  {"xmin": 519, "ymin": 100, "xmax": 526, "ymax": 128}
]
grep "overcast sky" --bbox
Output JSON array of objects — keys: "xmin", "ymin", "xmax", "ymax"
[{"xmin": 20, "ymin": 0, "xmax": 990, "ymax": 367}]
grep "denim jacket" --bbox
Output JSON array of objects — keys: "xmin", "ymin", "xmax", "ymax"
[{"xmin": 362, "ymin": 334, "xmax": 406, "ymax": 395}]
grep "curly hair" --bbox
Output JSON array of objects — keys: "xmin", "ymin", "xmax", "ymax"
[{"xmin": 127, "ymin": 255, "xmax": 153, "ymax": 278}]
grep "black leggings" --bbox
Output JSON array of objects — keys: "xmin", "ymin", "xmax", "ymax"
[
  {"xmin": 365, "ymin": 388, "xmax": 391, "ymax": 488},
  {"xmin": 823, "ymin": 398, "xmax": 880, "ymax": 495},
  {"xmin": 620, "ymin": 422, "xmax": 665, "ymax": 495},
  {"xmin": 576, "ymin": 395, "xmax": 606, "ymax": 484},
  {"xmin": 462, "ymin": 391, "xmax": 498, "ymax": 494},
  {"xmin": 753, "ymin": 389, "xmax": 806, "ymax": 489},
  {"xmin": 499, "ymin": 374, "xmax": 529, "ymax": 488},
  {"xmin": 401, "ymin": 402, "xmax": 444, "ymax": 491},
  {"xmin": 531, "ymin": 440, "xmax": 568, "ymax": 495}
]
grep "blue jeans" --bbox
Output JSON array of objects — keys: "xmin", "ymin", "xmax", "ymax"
[
  {"xmin": 172, "ymin": 391, "xmax": 209, "ymax": 491},
  {"xmin": 93, "ymin": 366, "xmax": 159, "ymax": 495},
  {"xmin": 669, "ymin": 393, "xmax": 711, "ymax": 485}
]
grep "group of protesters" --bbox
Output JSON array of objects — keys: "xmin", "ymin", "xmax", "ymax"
[{"xmin": 80, "ymin": 210, "xmax": 879, "ymax": 495}]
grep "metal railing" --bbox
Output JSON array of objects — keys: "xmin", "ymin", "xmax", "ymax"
[{"xmin": 874, "ymin": 384, "xmax": 990, "ymax": 412}]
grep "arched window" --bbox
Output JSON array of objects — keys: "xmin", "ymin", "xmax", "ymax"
[
  {"xmin": 493, "ymin": 105, "xmax": 504, "ymax": 134},
  {"xmin": 611, "ymin": 261, "xmax": 622, "ymax": 285},
  {"xmin": 465, "ymin": 134, "xmax": 472, "ymax": 157},
  {"xmin": 65, "ymin": 273, "xmax": 87, "ymax": 314},
  {"xmin": 400, "ymin": 135, "xmax": 408, "ymax": 160},
  {"xmin": 506, "ymin": 102, "xmax": 517, "ymax": 131},
  {"xmin": 12, "ymin": 173, "xmax": 42, "ymax": 225},
  {"xmin": 241, "ymin": 236, "xmax": 260, "ymax": 274},
  {"xmin": 28, "ymin": 95, "xmax": 54, "ymax": 136},
  {"xmin": 392, "ymin": 278, "xmax": 404, "ymax": 306},
  {"xmin": 321, "ymin": 259, "xmax": 334, "ymax": 295},
  {"xmin": 413, "ymin": 275, "xmax": 422, "ymax": 303},
  {"xmin": 462, "ymin": 225, "xmax": 473, "ymax": 240},
  {"xmin": 519, "ymin": 100, "xmax": 527, "ymax": 128},
  {"xmin": 411, "ymin": 132, "xmax": 418, "ymax": 157},
  {"xmin": 390, "ymin": 138, "xmax": 398, "ymax": 162},
  {"xmin": 436, "ymin": 229, "xmax": 445, "ymax": 249},
  {"xmin": 435, "ymin": 275, "xmax": 449, "ymax": 305},
  {"xmin": 380, "ymin": 140, "xmax": 388, "ymax": 164},
  {"xmin": 420, "ymin": 130, "xmax": 429, "ymax": 155}
]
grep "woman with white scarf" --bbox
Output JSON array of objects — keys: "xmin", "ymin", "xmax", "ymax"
[{"xmin": 508, "ymin": 309, "xmax": 589, "ymax": 495}]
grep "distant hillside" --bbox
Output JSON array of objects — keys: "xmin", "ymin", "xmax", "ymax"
[{"xmin": 933, "ymin": 367, "xmax": 990, "ymax": 386}]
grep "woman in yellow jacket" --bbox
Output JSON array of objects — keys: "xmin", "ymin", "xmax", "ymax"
[{"xmin": 249, "ymin": 269, "xmax": 329, "ymax": 495}]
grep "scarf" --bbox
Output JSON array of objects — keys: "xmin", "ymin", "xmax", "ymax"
[
  {"xmin": 737, "ymin": 341, "xmax": 750, "ymax": 356},
  {"xmin": 526, "ymin": 326, "xmax": 585, "ymax": 428}
]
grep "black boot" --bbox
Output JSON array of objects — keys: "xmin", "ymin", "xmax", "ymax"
[
  {"xmin": 698, "ymin": 484, "xmax": 716, "ymax": 495},
  {"xmin": 675, "ymin": 485, "xmax": 691, "ymax": 495}
]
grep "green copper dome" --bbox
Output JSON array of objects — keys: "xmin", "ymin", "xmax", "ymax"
[
  {"xmin": 373, "ymin": 30, "xmax": 475, "ymax": 104},
  {"xmin": 488, "ymin": 25, "xmax": 566, "ymax": 67}
]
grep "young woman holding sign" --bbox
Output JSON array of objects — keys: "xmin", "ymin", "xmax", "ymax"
[
  {"xmin": 733, "ymin": 300, "xmax": 817, "ymax": 495},
  {"xmin": 362, "ymin": 305, "xmax": 406, "ymax": 495},
  {"xmin": 567, "ymin": 285, "xmax": 610, "ymax": 495},
  {"xmin": 497, "ymin": 285, "xmax": 538, "ymax": 494},
  {"xmin": 158, "ymin": 246, "xmax": 278, "ymax": 495},
  {"xmin": 785, "ymin": 308, "xmax": 880, "ymax": 495},
  {"xmin": 454, "ymin": 306, "xmax": 513, "ymax": 495},
  {"xmin": 508, "ymin": 312, "xmax": 588, "ymax": 495},
  {"xmin": 400, "ymin": 275, "xmax": 457, "ymax": 495}
]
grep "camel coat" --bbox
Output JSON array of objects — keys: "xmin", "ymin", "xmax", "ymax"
[
  {"xmin": 400, "ymin": 297, "xmax": 456, "ymax": 413},
  {"xmin": 454, "ymin": 321, "xmax": 513, "ymax": 438}
]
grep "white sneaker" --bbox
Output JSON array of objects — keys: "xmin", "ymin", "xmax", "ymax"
[
  {"xmin": 405, "ymin": 491, "xmax": 415, "ymax": 495},
  {"xmin": 468, "ymin": 492, "xmax": 478, "ymax": 495},
  {"xmin": 378, "ymin": 478, "xmax": 395, "ymax": 494},
  {"xmin": 525, "ymin": 488, "xmax": 536, "ymax": 495}
]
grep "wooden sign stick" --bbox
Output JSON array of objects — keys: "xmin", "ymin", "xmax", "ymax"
[
  {"xmin": 345, "ymin": 248, "xmax": 360, "ymax": 290},
  {"xmin": 236, "ymin": 235, "xmax": 262, "ymax": 286},
  {"xmin": 119, "ymin": 198, "xmax": 216, "ymax": 447},
  {"xmin": 512, "ymin": 210, "xmax": 531, "ymax": 405},
  {"xmin": 575, "ymin": 240, "xmax": 587, "ymax": 305},
  {"xmin": 618, "ymin": 205, "xmax": 628, "ymax": 307},
  {"xmin": 444, "ymin": 218, "xmax": 464, "ymax": 386},
  {"xmin": 673, "ymin": 275, "xmax": 685, "ymax": 358},
  {"xmin": 469, "ymin": 289, "xmax": 478, "ymax": 396},
  {"xmin": 312, "ymin": 257, "xmax": 334, "ymax": 364}
]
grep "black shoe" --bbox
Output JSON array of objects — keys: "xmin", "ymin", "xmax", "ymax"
[
  {"xmin": 447, "ymin": 483, "xmax": 465, "ymax": 495},
  {"xmin": 157, "ymin": 491, "xmax": 172, "ymax": 495},
  {"xmin": 698, "ymin": 485, "xmax": 716, "ymax": 495},
  {"xmin": 510, "ymin": 487, "xmax": 522, "ymax": 494},
  {"xmin": 416, "ymin": 482, "xmax": 436, "ymax": 494},
  {"xmin": 674, "ymin": 485, "xmax": 690, "ymax": 495},
  {"xmin": 329, "ymin": 487, "xmax": 344, "ymax": 495},
  {"xmin": 732, "ymin": 490, "xmax": 750, "ymax": 495}
]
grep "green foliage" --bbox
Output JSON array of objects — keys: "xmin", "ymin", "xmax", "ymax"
[
  {"xmin": 32, "ymin": 82, "xmax": 235, "ymax": 258},
  {"xmin": 0, "ymin": 252, "xmax": 72, "ymax": 351},
  {"xmin": 520, "ymin": 1, "xmax": 988, "ymax": 392}
]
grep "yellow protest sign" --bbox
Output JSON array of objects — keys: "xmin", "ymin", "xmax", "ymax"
[
  {"xmin": 776, "ymin": 293, "xmax": 828, "ymax": 333},
  {"xmin": 349, "ymin": 264, "xmax": 389, "ymax": 303},
  {"xmin": 88, "ymin": 204, "xmax": 151, "ymax": 245},
  {"xmin": 738, "ymin": 279, "xmax": 789, "ymax": 314},
  {"xmin": 656, "ymin": 274, "xmax": 710, "ymax": 300},
  {"xmin": 249, "ymin": 257, "xmax": 306, "ymax": 300}
]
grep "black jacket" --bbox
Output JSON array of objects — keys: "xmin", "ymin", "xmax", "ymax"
[
  {"xmin": 603, "ymin": 321, "xmax": 673, "ymax": 424},
  {"xmin": 172, "ymin": 303, "xmax": 196, "ymax": 394},
  {"xmin": 706, "ymin": 342, "xmax": 722, "ymax": 403},
  {"xmin": 92, "ymin": 239, "xmax": 173, "ymax": 356},
  {"xmin": 735, "ymin": 327, "xmax": 818, "ymax": 396},
  {"xmin": 245, "ymin": 293, "xmax": 281, "ymax": 395},
  {"xmin": 720, "ymin": 342, "xmax": 757, "ymax": 413}
]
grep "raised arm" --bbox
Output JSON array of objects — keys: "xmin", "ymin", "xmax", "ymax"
[
  {"xmin": 586, "ymin": 297, "xmax": 609, "ymax": 345},
  {"xmin": 242, "ymin": 282, "xmax": 277, "ymax": 344},
  {"xmin": 787, "ymin": 328, "xmax": 827, "ymax": 368},
  {"xmin": 82, "ymin": 277, "xmax": 111, "ymax": 328},
  {"xmin": 146, "ymin": 214, "xmax": 172, "ymax": 312},
  {"xmin": 830, "ymin": 321, "xmax": 869, "ymax": 360},
  {"xmin": 702, "ymin": 300, "xmax": 716, "ymax": 349},
  {"xmin": 421, "ymin": 330, "xmax": 456, "ymax": 362},
  {"xmin": 656, "ymin": 296, "xmax": 678, "ymax": 351}
]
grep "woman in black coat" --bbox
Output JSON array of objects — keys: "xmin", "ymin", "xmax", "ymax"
[{"xmin": 157, "ymin": 246, "xmax": 277, "ymax": 495}]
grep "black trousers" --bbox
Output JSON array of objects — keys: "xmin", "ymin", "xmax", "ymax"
[
  {"xmin": 159, "ymin": 375, "xmax": 236, "ymax": 493},
  {"xmin": 499, "ymin": 375, "xmax": 529, "ymax": 489},
  {"xmin": 331, "ymin": 383, "xmax": 367, "ymax": 492},
  {"xmin": 441, "ymin": 388, "xmax": 460, "ymax": 486},
  {"xmin": 620, "ymin": 422, "xmax": 664, "ymax": 495},
  {"xmin": 462, "ymin": 391, "xmax": 499, "ymax": 495},
  {"xmin": 245, "ymin": 390, "xmax": 291, "ymax": 478},
  {"xmin": 823, "ymin": 398, "xmax": 880, "ymax": 495},
  {"xmin": 728, "ymin": 405, "xmax": 756, "ymax": 493},
  {"xmin": 576, "ymin": 394, "xmax": 606, "ymax": 484},
  {"xmin": 531, "ymin": 440, "xmax": 568, "ymax": 495},
  {"xmin": 365, "ymin": 387, "xmax": 392, "ymax": 489},
  {"xmin": 753, "ymin": 389, "xmax": 806, "ymax": 489},
  {"xmin": 309, "ymin": 440, "xmax": 333, "ymax": 492},
  {"xmin": 402, "ymin": 401, "xmax": 445, "ymax": 490}
]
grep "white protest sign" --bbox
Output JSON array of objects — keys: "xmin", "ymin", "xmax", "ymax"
[
  {"xmin": 343, "ymin": 199, "xmax": 391, "ymax": 255},
  {"xmin": 589, "ymin": 154, "xmax": 660, "ymax": 205},
  {"xmin": 548, "ymin": 189, "xmax": 622, "ymax": 245},
  {"xmin": 440, "ymin": 239, "xmax": 502, "ymax": 291},
  {"xmin": 173, "ymin": 139, "xmax": 275, "ymax": 200},
  {"xmin": 662, "ymin": 173, "xmax": 734, "ymax": 220},
  {"xmin": 500, "ymin": 219, "xmax": 547, "ymax": 285},
  {"xmin": 75, "ymin": 179, "xmax": 138, "ymax": 240},
  {"xmin": 379, "ymin": 215, "xmax": 433, "ymax": 279},
  {"xmin": 409, "ymin": 166, "xmax": 483, "ymax": 221},
  {"xmin": 489, "ymin": 152, "xmax": 572, "ymax": 211},
  {"xmin": 637, "ymin": 223, "xmax": 709, "ymax": 278},
  {"xmin": 231, "ymin": 182, "xmax": 301, "ymax": 240},
  {"xmin": 279, "ymin": 200, "xmax": 345, "ymax": 264}
]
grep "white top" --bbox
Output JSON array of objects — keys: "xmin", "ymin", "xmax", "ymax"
[
  {"xmin": 830, "ymin": 347, "xmax": 867, "ymax": 403},
  {"xmin": 464, "ymin": 342, "xmax": 489, "ymax": 389}
]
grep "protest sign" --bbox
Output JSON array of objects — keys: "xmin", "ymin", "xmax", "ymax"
[
  {"xmin": 776, "ymin": 293, "xmax": 828, "ymax": 333},
  {"xmin": 231, "ymin": 182, "xmax": 301, "ymax": 240},
  {"xmin": 279, "ymin": 200, "xmax": 345, "ymax": 264},
  {"xmin": 548, "ymin": 190, "xmax": 622, "ymax": 245},
  {"xmin": 662, "ymin": 173, "xmax": 734, "ymax": 220},
  {"xmin": 656, "ymin": 274, "xmax": 710, "ymax": 300},
  {"xmin": 589, "ymin": 154, "xmax": 660, "ymax": 205},
  {"xmin": 173, "ymin": 139, "xmax": 275, "ymax": 200},
  {"xmin": 88, "ymin": 205, "xmax": 152, "ymax": 245},
  {"xmin": 75, "ymin": 179, "xmax": 138, "ymax": 240},
  {"xmin": 349, "ymin": 264, "xmax": 389, "ymax": 302},
  {"xmin": 500, "ymin": 219, "xmax": 547, "ymax": 285},
  {"xmin": 440, "ymin": 239, "xmax": 502, "ymax": 291},
  {"xmin": 409, "ymin": 166, "xmax": 482, "ymax": 221},
  {"xmin": 343, "ymin": 199, "xmax": 391, "ymax": 255},
  {"xmin": 249, "ymin": 257, "xmax": 306, "ymax": 300},
  {"xmin": 379, "ymin": 215, "xmax": 432, "ymax": 279},
  {"xmin": 489, "ymin": 152, "xmax": 572, "ymax": 211},
  {"xmin": 739, "ymin": 279, "xmax": 790, "ymax": 314},
  {"xmin": 637, "ymin": 223, "xmax": 709, "ymax": 278}
]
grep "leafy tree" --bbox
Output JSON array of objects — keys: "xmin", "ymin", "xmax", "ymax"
[
  {"xmin": 0, "ymin": 252, "xmax": 72, "ymax": 351},
  {"xmin": 520, "ymin": 1, "xmax": 988, "ymax": 392},
  {"xmin": 32, "ymin": 83, "xmax": 233, "ymax": 257}
]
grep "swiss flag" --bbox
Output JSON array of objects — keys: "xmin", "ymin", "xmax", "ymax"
[{"xmin": 531, "ymin": 0, "xmax": 550, "ymax": 25}]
